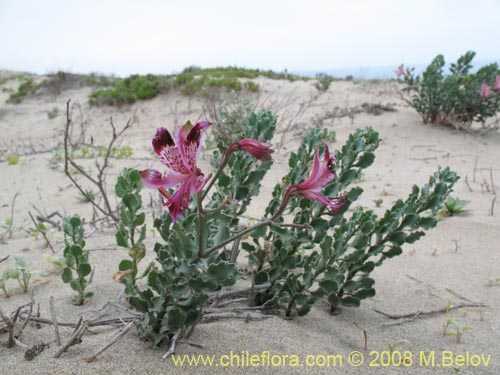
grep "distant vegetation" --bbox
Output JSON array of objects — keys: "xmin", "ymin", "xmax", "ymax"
[
  {"xmin": 398, "ymin": 51, "xmax": 500, "ymax": 132},
  {"xmin": 88, "ymin": 66, "xmax": 305, "ymax": 106},
  {"xmin": 1, "ymin": 67, "xmax": 373, "ymax": 107}
]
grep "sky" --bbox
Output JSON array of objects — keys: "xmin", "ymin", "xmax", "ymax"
[{"xmin": 1, "ymin": 0, "xmax": 499, "ymax": 77}]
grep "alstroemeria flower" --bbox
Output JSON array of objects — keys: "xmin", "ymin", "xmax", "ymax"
[
  {"xmin": 494, "ymin": 76, "xmax": 500, "ymax": 91},
  {"xmin": 285, "ymin": 141, "xmax": 347, "ymax": 213},
  {"xmin": 478, "ymin": 83, "xmax": 493, "ymax": 98},
  {"xmin": 395, "ymin": 64, "xmax": 405, "ymax": 78},
  {"xmin": 228, "ymin": 139, "xmax": 274, "ymax": 161},
  {"xmin": 141, "ymin": 120, "xmax": 212, "ymax": 223}
]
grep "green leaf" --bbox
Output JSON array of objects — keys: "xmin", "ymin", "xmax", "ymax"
[
  {"xmin": 61, "ymin": 268, "xmax": 73, "ymax": 283},
  {"xmin": 166, "ymin": 307, "xmax": 186, "ymax": 328},
  {"xmin": 418, "ymin": 217, "xmax": 437, "ymax": 229},
  {"xmin": 119, "ymin": 260, "xmax": 134, "ymax": 271},
  {"xmin": 340, "ymin": 296, "xmax": 361, "ymax": 307},
  {"xmin": 129, "ymin": 297, "xmax": 149, "ymax": 313},
  {"xmin": 254, "ymin": 271, "xmax": 269, "ymax": 285},
  {"xmin": 3, "ymin": 268, "xmax": 19, "ymax": 279},
  {"xmin": 353, "ymin": 288, "xmax": 376, "ymax": 300},
  {"xmin": 70, "ymin": 245, "xmax": 83, "ymax": 258},
  {"xmin": 77, "ymin": 263, "xmax": 92, "ymax": 278},
  {"xmin": 340, "ymin": 170, "xmax": 358, "ymax": 185},
  {"xmin": 116, "ymin": 230, "xmax": 129, "ymax": 248},
  {"xmin": 357, "ymin": 152, "xmax": 375, "ymax": 168}
]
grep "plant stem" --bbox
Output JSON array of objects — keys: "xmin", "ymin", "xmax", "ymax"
[
  {"xmin": 199, "ymin": 190, "xmax": 292, "ymax": 260},
  {"xmin": 197, "ymin": 192, "xmax": 205, "ymax": 257},
  {"xmin": 201, "ymin": 149, "xmax": 231, "ymax": 201}
]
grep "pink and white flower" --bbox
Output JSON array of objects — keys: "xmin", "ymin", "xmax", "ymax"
[
  {"xmin": 286, "ymin": 142, "xmax": 347, "ymax": 213},
  {"xmin": 141, "ymin": 120, "xmax": 212, "ymax": 223},
  {"xmin": 494, "ymin": 75, "xmax": 500, "ymax": 91},
  {"xmin": 478, "ymin": 83, "xmax": 493, "ymax": 98},
  {"xmin": 395, "ymin": 64, "xmax": 405, "ymax": 78}
]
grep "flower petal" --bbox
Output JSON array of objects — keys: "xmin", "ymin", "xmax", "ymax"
[
  {"xmin": 165, "ymin": 175, "xmax": 208, "ymax": 223},
  {"xmin": 175, "ymin": 120, "xmax": 212, "ymax": 172},
  {"xmin": 302, "ymin": 191, "xmax": 347, "ymax": 213},
  {"xmin": 140, "ymin": 169, "xmax": 187, "ymax": 189},
  {"xmin": 296, "ymin": 142, "xmax": 336, "ymax": 192},
  {"xmin": 152, "ymin": 128, "xmax": 190, "ymax": 174},
  {"xmin": 230, "ymin": 139, "xmax": 274, "ymax": 161}
]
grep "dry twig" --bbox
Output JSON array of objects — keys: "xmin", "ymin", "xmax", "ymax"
[
  {"xmin": 82, "ymin": 320, "xmax": 136, "ymax": 362},
  {"xmin": 374, "ymin": 302, "xmax": 488, "ymax": 326}
]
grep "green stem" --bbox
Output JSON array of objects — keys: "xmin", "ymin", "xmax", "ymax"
[
  {"xmin": 198, "ymin": 189, "xmax": 293, "ymax": 261},
  {"xmin": 201, "ymin": 149, "xmax": 231, "ymax": 201},
  {"xmin": 197, "ymin": 192, "xmax": 205, "ymax": 257}
]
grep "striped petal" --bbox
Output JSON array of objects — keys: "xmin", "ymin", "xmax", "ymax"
[
  {"xmin": 165, "ymin": 175, "xmax": 208, "ymax": 223},
  {"xmin": 152, "ymin": 127, "xmax": 190, "ymax": 174},
  {"xmin": 140, "ymin": 169, "xmax": 187, "ymax": 189},
  {"xmin": 175, "ymin": 120, "xmax": 212, "ymax": 172}
]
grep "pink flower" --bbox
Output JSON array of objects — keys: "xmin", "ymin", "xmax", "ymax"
[
  {"xmin": 141, "ymin": 120, "xmax": 212, "ymax": 223},
  {"xmin": 286, "ymin": 142, "xmax": 347, "ymax": 213},
  {"xmin": 478, "ymin": 83, "xmax": 493, "ymax": 98},
  {"xmin": 228, "ymin": 139, "xmax": 274, "ymax": 161},
  {"xmin": 494, "ymin": 75, "xmax": 500, "ymax": 91},
  {"xmin": 395, "ymin": 64, "xmax": 405, "ymax": 78}
]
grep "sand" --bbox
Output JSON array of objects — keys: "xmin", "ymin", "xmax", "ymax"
[{"xmin": 0, "ymin": 72, "xmax": 499, "ymax": 374}]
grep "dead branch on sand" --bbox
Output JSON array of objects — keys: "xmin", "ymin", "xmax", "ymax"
[
  {"xmin": 374, "ymin": 302, "xmax": 488, "ymax": 327},
  {"xmin": 63, "ymin": 99, "xmax": 134, "ymax": 225}
]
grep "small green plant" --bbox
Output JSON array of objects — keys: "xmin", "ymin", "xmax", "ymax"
[
  {"xmin": 478, "ymin": 309, "xmax": 487, "ymax": 322},
  {"xmin": 0, "ymin": 269, "xmax": 17, "ymax": 297},
  {"xmin": 27, "ymin": 221, "xmax": 47, "ymax": 240},
  {"xmin": 487, "ymin": 277, "xmax": 500, "ymax": 286},
  {"xmin": 61, "ymin": 215, "xmax": 94, "ymax": 305},
  {"xmin": 97, "ymin": 146, "xmax": 133, "ymax": 159},
  {"xmin": 2, "ymin": 255, "xmax": 44, "ymax": 294},
  {"xmin": 445, "ymin": 318, "xmax": 472, "ymax": 344},
  {"xmin": 47, "ymin": 107, "xmax": 59, "ymax": 119},
  {"xmin": 353, "ymin": 322, "xmax": 369, "ymax": 351},
  {"xmin": 76, "ymin": 190, "xmax": 96, "ymax": 204},
  {"xmin": 42, "ymin": 254, "xmax": 65, "ymax": 274},
  {"xmin": 315, "ymin": 73, "xmax": 334, "ymax": 92},
  {"xmin": 398, "ymin": 51, "xmax": 500, "ymax": 131},
  {"xmin": 388, "ymin": 339, "xmax": 411, "ymax": 354},
  {"xmin": 7, "ymin": 154, "xmax": 20, "ymax": 165},
  {"xmin": 440, "ymin": 196, "xmax": 471, "ymax": 216},
  {"xmin": 373, "ymin": 199, "xmax": 383, "ymax": 207},
  {"xmin": 114, "ymin": 168, "xmax": 147, "ymax": 297},
  {"xmin": 0, "ymin": 218, "xmax": 16, "ymax": 239}
]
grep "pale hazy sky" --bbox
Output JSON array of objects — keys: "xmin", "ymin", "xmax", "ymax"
[{"xmin": 1, "ymin": 0, "xmax": 499, "ymax": 76}]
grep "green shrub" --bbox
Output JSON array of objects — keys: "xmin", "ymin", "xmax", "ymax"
[
  {"xmin": 89, "ymin": 74, "xmax": 170, "ymax": 106},
  {"xmin": 6, "ymin": 78, "xmax": 47, "ymax": 104},
  {"xmin": 315, "ymin": 73, "xmax": 334, "ymax": 91},
  {"xmin": 7, "ymin": 154, "xmax": 20, "ymax": 165},
  {"xmin": 47, "ymin": 107, "xmax": 59, "ymax": 119},
  {"xmin": 398, "ymin": 51, "xmax": 500, "ymax": 131},
  {"xmin": 127, "ymin": 110, "xmax": 458, "ymax": 347}
]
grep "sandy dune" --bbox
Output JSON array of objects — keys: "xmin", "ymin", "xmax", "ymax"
[{"xmin": 0, "ymin": 73, "xmax": 499, "ymax": 374}]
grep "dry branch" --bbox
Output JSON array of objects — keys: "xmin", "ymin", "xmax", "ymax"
[
  {"xmin": 374, "ymin": 302, "xmax": 488, "ymax": 326},
  {"xmin": 28, "ymin": 211, "xmax": 55, "ymax": 253},
  {"xmin": 63, "ymin": 99, "xmax": 134, "ymax": 224},
  {"xmin": 82, "ymin": 320, "xmax": 136, "ymax": 362},
  {"xmin": 50, "ymin": 296, "xmax": 61, "ymax": 346}
]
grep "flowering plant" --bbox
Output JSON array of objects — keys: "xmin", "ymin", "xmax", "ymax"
[
  {"xmin": 397, "ymin": 51, "xmax": 500, "ymax": 132},
  {"xmin": 121, "ymin": 110, "xmax": 458, "ymax": 347}
]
